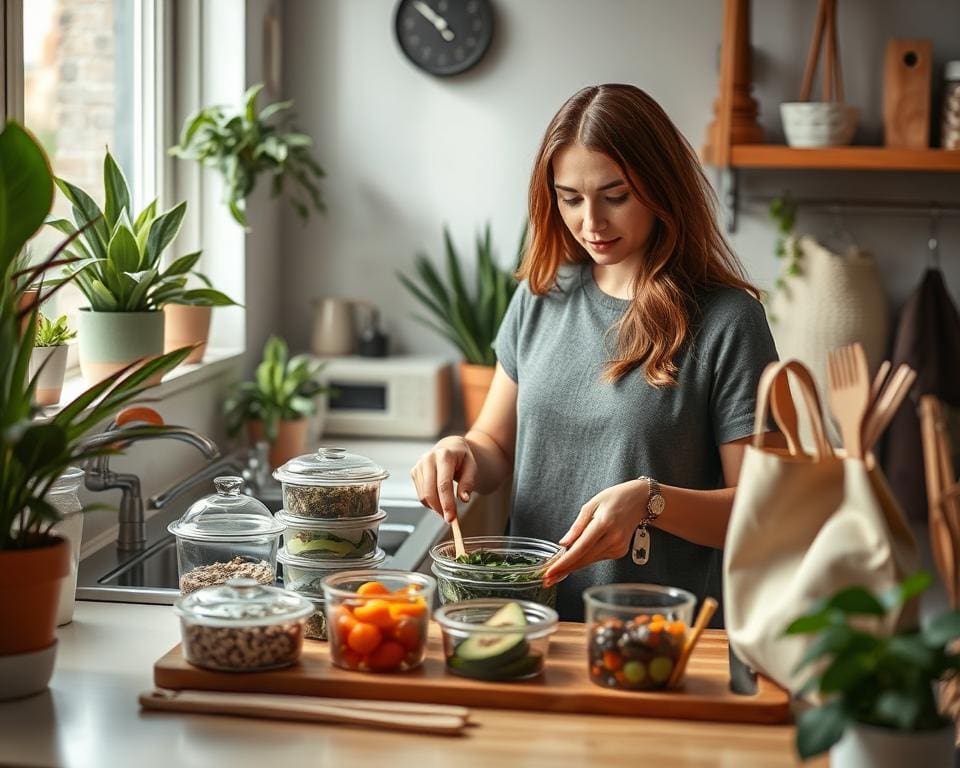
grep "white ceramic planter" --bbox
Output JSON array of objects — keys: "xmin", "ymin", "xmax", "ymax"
[
  {"xmin": 830, "ymin": 722, "xmax": 955, "ymax": 768},
  {"xmin": 28, "ymin": 345, "xmax": 69, "ymax": 406},
  {"xmin": 781, "ymin": 102, "xmax": 859, "ymax": 147}
]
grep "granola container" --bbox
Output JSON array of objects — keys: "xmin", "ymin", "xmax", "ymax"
[
  {"xmin": 173, "ymin": 577, "xmax": 313, "ymax": 671},
  {"xmin": 272, "ymin": 447, "xmax": 389, "ymax": 519},
  {"xmin": 167, "ymin": 476, "xmax": 284, "ymax": 595},
  {"xmin": 277, "ymin": 508, "xmax": 386, "ymax": 560}
]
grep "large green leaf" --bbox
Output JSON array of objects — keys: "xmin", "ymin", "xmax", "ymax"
[
  {"xmin": 108, "ymin": 214, "xmax": 142, "ymax": 275},
  {"xmin": 56, "ymin": 177, "xmax": 109, "ymax": 258},
  {"xmin": 103, "ymin": 151, "xmax": 131, "ymax": 228},
  {"xmin": 143, "ymin": 201, "xmax": 187, "ymax": 268},
  {"xmin": 795, "ymin": 700, "xmax": 847, "ymax": 759},
  {"xmin": 0, "ymin": 123, "xmax": 54, "ymax": 273},
  {"xmin": 12, "ymin": 423, "xmax": 68, "ymax": 476}
]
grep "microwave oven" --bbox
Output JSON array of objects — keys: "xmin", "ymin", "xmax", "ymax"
[{"xmin": 318, "ymin": 356, "xmax": 452, "ymax": 438}]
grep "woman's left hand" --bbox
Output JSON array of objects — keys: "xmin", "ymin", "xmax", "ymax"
[{"xmin": 542, "ymin": 479, "xmax": 649, "ymax": 588}]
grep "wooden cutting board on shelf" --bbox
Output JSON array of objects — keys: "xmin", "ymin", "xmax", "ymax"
[{"xmin": 154, "ymin": 624, "xmax": 790, "ymax": 725}]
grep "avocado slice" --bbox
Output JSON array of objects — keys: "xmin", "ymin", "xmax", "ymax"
[
  {"xmin": 287, "ymin": 536, "xmax": 355, "ymax": 557},
  {"xmin": 448, "ymin": 650, "xmax": 543, "ymax": 681},
  {"xmin": 452, "ymin": 602, "xmax": 529, "ymax": 672}
]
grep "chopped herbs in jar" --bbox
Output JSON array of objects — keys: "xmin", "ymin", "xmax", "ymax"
[{"xmin": 281, "ymin": 483, "xmax": 379, "ymax": 519}]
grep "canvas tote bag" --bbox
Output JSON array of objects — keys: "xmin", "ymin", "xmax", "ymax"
[{"xmin": 724, "ymin": 359, "xmax": 918, "ymax": 694}]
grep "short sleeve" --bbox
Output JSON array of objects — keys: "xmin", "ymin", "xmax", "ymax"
[
  {"xmin": 706, "ymin": 292, "xmax": 779, "ymax": 444},
  {"xmin": 492, "ymin": 283, "xmax": 527, "ymax": 382}
]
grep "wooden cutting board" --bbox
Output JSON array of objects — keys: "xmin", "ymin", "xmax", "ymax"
[{"xmin": 154, "ymin": 625, "xmax": 790, "ymax": 725}]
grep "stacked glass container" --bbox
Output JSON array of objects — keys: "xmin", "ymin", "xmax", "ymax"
[{"xmin": 273, "ymin": 447, "xmax": 390, "ymax": 639}]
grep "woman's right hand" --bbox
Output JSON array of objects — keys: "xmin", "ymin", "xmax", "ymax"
[{"xmin": 410, "ymin": 436, "xmax": 478, "ymax": 522}]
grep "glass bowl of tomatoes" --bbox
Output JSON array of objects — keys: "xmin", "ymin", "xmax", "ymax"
[{"xmin": 321, "ymin": 570, "xmax": 436, "ymax": 673}]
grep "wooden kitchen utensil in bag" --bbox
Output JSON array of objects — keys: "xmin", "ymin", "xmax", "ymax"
[{"xmin": 723, "ymin": 359, "xmax": 918, "ymax": 696}]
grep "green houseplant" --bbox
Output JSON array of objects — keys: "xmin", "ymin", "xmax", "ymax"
[
  {"xmin": 52, "ymin": 149, "xmax": 237, "ymax": 383},
  {"xmin": 170, "ymin": 83, "xmax": 325, "ymax": 228},
  {"xmin": 397, "ymin": 223, "xmax": 524, "ymax": 427},
  {"xmin": 28, "ymin": 313, "xmax": 76, "ymax": 406},
  {"xmin": 224, "ymin": 335, "xmax": 328, "ymax": 469},
  {"xmin": 0, "ymin": 121, "xmax": 191, "ymax": 699},
  {"xmin": 786, "ymin": 571, "xmax": 960, "ymax": 766}
]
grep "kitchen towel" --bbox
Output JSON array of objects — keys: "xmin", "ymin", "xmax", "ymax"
[{"xmin": 723, "ymin": 359, "xmax": 918, "ymax": 696}]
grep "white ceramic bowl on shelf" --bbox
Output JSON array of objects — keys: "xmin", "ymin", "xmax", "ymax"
[{"xmin": 780, "ymin": 102, "xmax": 859, "ymax": 147}]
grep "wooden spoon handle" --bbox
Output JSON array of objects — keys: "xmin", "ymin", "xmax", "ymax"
[
  {"xmin": 450, "ymin": 515, "xmax": 466, "ymax": 558},
  {"xmin": 667, "ymin": 597, "xmax": 718, "ymax": 689}
]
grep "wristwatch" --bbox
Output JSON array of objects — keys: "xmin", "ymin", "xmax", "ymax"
[{"xmin": 631, "ymin": 476, "xmax": 665, "ymax": 566}]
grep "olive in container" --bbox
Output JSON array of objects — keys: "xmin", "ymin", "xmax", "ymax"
[
  {"xmin": 167, "ymin": 476, "xmax": 284, "ymax": 595},
  {"xmin": 583, "ymin": 583, "xmax": 695, "ymax": 691},
  {"xmin": 272, "ymin": 447, "xmax": 389, "ymax": 519},
  {"xmin": 173, "ymin": 577, "xmax": 313, "ymax": 671},
  {"xmin": 322, "ymin": 570, "xmax": 436, "ymax": 673},
  {"xmin": 434, "ymin": 599, "xmax": 558, "ymax": 681}
]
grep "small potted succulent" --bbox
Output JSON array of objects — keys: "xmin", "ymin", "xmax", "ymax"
[
  {"xmin": 51, "ymin": 150, "xmax": 237, "ymax": 383},
  {"xmin": 786, "ymin": 571, "xmax": 960, "ymax": 767},
  {"xmin": 397, "ymin": 223, "xmax": 524, "ymax": 427},
  {"xmin": 28, "ymin": 313, "xmax": 75, "ymax": 405},
  {"xmin": 224, "ymin": 335, "xmax": 329, "ymax": 469}
]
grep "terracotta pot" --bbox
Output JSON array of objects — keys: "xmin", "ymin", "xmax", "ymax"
[
  {"xmin": 0, "ymin": 536, "xmax": 69, "ymax": 656},
  {"xmin": 248, "ymin": 418, "xmax": 310, "ymax": 469},
  {"xmin": 459, "ymin": 361, "xmax": 495, "ymax": 429},
  {"xmin": 18, "ymin": 288, "xmax": 40, "ymax": 337},
  {"xmin": 163, "ymin": 305, "xmax": 212, "ymax": 365},
  {"xmin": 29, "ymin": 345, "xmax": 69, "ymax": 406}
]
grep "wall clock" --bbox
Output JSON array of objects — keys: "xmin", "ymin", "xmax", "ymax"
[{"xmin": 394, "ymin": 0, "xmax": 494, "ymax": 77}]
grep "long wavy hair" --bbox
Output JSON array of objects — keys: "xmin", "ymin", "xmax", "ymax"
[{"xmin": 519, "ymin": 84, "xmax": 758, "ymax": 387}]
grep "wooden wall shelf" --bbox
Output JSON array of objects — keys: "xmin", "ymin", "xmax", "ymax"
[{"xmin": 729, "ymin": 146, "xmax": 960, "ymax": 172}]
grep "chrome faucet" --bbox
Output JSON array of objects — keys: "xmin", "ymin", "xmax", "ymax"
[{"xmin": 82, "ymin": 423, "xmax": 220, "ymax": 551}]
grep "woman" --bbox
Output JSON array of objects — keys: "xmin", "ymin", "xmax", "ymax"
[{"xmin": 410, "ymin": 84, "xmax": 778, "ymax": 622}]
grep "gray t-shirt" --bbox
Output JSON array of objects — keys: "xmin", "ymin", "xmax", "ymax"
[{"xmin": 492, "ymin": 263, "xmax": 779, "ymax": 622}]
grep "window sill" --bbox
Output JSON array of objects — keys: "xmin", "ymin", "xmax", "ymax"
[{"xmin": 36, "ymin": 348, "xmax": 244, "ymax": 420}]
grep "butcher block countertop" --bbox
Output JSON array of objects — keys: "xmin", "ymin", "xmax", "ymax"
[{"xmin": 0, "ymin": 602, "xmax": 823, "ymax": 768}]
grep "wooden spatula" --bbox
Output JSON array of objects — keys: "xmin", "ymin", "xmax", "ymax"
[{"xmin": 450, "ymin": 515, "xmax": 466, "ymax": 558}]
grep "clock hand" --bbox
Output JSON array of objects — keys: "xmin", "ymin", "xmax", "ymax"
[{"xmin": 412, "ymin": 0, "xmax": 455, "ymax": 42}]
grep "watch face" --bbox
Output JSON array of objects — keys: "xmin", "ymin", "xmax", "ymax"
[{"xmin": 394, "ymin": 0, "xmax": 494, "ymax": 77}]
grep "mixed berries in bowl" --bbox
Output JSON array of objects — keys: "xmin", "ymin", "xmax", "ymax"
[{"xmin": 583, "ymin": 583, "xmax": 696, "ymax": 691}]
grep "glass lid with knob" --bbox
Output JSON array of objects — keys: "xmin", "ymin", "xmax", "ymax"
[
  {"xmin": 272, "ymin": 446, "xmax": 389, "ymax": 486},
  {"xmin": 167, "ymin": 476, "xmax": 284, "ymax": 541},
  {"xmin": 174, "ymin": 577, "xmax": 313, "ymax": 626}
]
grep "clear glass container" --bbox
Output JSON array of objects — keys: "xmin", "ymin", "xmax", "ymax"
[
  {"xmin": 173, "ymin": 577, "xmax": 313, "ymax": 671},
  {"xmin": 167, "ymin": 476, "xmax": 284, "ymax": 595},
  {"xmin": 434, "ymin": 599, "xmax": 558, "ymax": 681},
  {"xmin": 46, "ymin": 466, "xmax": 84, "ymax": 626},
  {"xmin": 272, "ymin": 447, "xmax": 389, "ymax": 519},
  {"xmin": 321, "ymin": 570, "xmax": 436, "ymax": 673},
  {"xmin": 277, "ymin": 508, "xmax": 386, "ymax": 560},
  {"xmin": 583, "ymin": 584, "xmax": 696, "ymax": 691},
  {"xmin": 429, "ymin": 536, "xmax": 565, "ymax": 608},
  {"xmin": 278, "ymin": 547, "xmax": 386, "ymax": 595}
]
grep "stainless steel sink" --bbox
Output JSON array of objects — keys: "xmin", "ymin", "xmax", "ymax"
[{"xmin": 77, "ymin": 475, "xmax": 446, "ymax": 605}]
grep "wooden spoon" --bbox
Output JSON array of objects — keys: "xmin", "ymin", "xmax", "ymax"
[
  {"xmin": 667, "ymin": 597, "xmax": 719, "ymax": 689},
  {"xmin": 450, "ymin": 515, "xmax": 466, "ymax": 558}
]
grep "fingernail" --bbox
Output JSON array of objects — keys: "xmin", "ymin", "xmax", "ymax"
[{"xmin": 460, "ymin": 491, "xmax": 470, "ymax": 501}]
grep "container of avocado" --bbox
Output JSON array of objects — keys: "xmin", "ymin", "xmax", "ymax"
[
  {"xmin": 434, "ymin": 599, "xmax": 558, "ymax": 682},
  {"xmin": 277, "ymin": 509, "xmax": 386, "ymax": 560}
]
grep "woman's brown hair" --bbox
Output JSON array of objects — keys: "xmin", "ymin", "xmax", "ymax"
[{"xmin": 519, "ymin": 83, "xmax": 758, "ymax": 387}]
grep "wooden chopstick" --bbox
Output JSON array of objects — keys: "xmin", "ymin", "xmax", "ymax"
[
  {"xmin": 140, "ymin": 689, "xmax": 469, "ymax": 735},
  {"xmin": 862, "ymin": 365, "xmax": 917, "ymax": 452},
  {"xmin": 667, "ymin": 597, "xmax": 718, "ymax": 689}
]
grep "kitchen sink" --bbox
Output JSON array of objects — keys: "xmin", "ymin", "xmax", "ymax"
[{"xmin": 76, "ymin": 474, "xmax": 446, "ymax": 605}]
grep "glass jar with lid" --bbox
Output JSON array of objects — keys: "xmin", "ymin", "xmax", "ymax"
[
  {"xmin": 272, "ymin": 446, "xmax": 390, "ymax": 519},
  {"xmin": 167, "ymin": 476, "xmax": 284, "ymax": 595},
  {"xmin": 173, "ymin": 577, "xmax": 313, "ymax": 671}
]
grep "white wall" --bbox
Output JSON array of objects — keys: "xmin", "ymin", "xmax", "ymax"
[{"xmin": 280, "ymin": 0, "xmax": 960, "ymax": 359}]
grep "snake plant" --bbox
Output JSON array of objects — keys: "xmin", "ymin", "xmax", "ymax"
[{"xmin": 398, "ymin": 223, "xmax": 525, "ymax": 367}]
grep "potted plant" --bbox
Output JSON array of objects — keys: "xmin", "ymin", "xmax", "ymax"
[
  {"xmin": 28, "ymin": 313, "xmax": 75, "ymax": 406},
  {"xmin": 224, "ymin": 335, "xmax": 328, "ymax": 469},
  {"xmin": 786, "ymin": 571, "xmax": 960, "ymax": 767},
  {"xmin": 170, "ymin": 83, "xmax": 325, "ymax": 228},
  {"xmin": 397, "ymin": 223, "xmax": 524, "ymax": 427},
  {"xmin": 51, "ymin": 150, "xmax": 237, "ymax": 383},
  {"xmin": 0, "ymin": 121, "xmax": 191, "ymax": 700}
]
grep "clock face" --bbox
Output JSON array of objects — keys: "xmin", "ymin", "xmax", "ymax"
[{"xmin": 394, "ymin": 0, "xmax": 494, "ymax": 77}]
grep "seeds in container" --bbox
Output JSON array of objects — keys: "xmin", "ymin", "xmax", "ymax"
[
  {"xmin": 182, "ymin": 621, "xmax": 304, "ymax": 671},
  {"xmin": 179, "ymin": 557, "xmax": 274, "ymax": 595}
]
